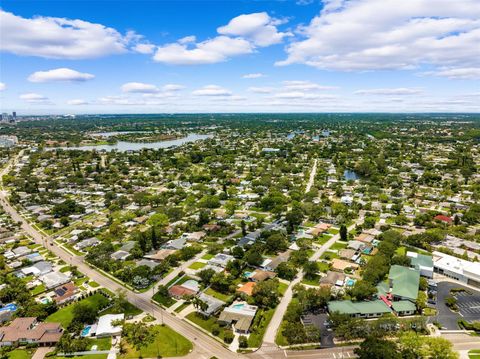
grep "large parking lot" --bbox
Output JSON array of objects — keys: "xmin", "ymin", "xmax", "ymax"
[{"xmin": 431, "ymin": 281, "xmax": 480, "ymax": 330}]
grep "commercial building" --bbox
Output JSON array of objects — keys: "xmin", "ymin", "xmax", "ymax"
[
  {"xmin": 407, "ymin": 251, "xmax": 434, "ymax": 278},
  {"xmin": 389, "ymin": 265, "xmax": 420, "ymax": 302},
  {"xmin": 433, "ymin": 251, "xmax": 480, "ymax": 288},
  {"xmin": 328, "ymin": 300, "xmax": 391, "ymax": 319}
]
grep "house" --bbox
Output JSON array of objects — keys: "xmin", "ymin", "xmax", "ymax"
[
  {"xmin": 320, "ymin": 271, "xmax": 346, "ymax": 287},
  {"xmin": 208, "ymin": 253, "xmax": 234, "ymax": 268},
  {"xmin": 261, "ymin": 250, "xmax": 291, "ymax": 271},
  {"xmin": 407, "ymin": 252, "xmax": 434, "ymax": 278},
  {"xmin": 434, "ymin": 214, "xmax": 452, "ymax": 224},
  {"xmin": 339, "ymin": 249, "xmax": 357, "ymax": 261},
  {"xmin": 328, "ymin": 300, "xmax": 391, "ymax": 318},
  {"xmin": 355, "ymin": 233, "xmax": 375, "ymax": 244},
  {"xmin": 391, "ymin": 301, "xmax": 416, "ymax": 316},
  {"xmin": 341, "ymin": 196, "xmax": 353, "ymax": 206},
  {"xmin": 389, "ymin": 265, "xmax": 420, "ymax": 302},
  {"xmin": 237, "ymin": 282, "xmax": 256, "ymax": 296},
  {"xmin": 135, "ymin": 259, "xmax": 158, "ymax": 270},
  {"xmin": 168, "ymin": 280, "xmax": 200, "ymax": 299},
  {"xmin": 144, "ymin": 249, "xmax": 176, "ymax": 262},
  {"xmin": 163, "ymin": 238, "xmax": 186, "ymax": 250},
  {"xmin": 75, "ymin": 238, "xmax": 100, "ymax": 250},
  {"xmin": 111, "ymin": 250, "xmax": 130, "ymax": 261},
  {"xmin": 308, "ymin": 223, "xmax": 331, "ymax": 236},
  {"xmin": 0, "ymin": 317, "xmax": 62, "ymax": 347},
  {"xmin": 95, "ymin": 314, "xmax": 124, "ymax": 337},
  {"xmin": 185, "ymin": 231, "xmax": 207, "ymax": 241},
  {"xmin": 39, "ymin": 271, "xmax": 70, "ymax": 289},
  {"xmin": 197, "ymin": 293, "xmax": 224, "ymax": 316},
  {"xmin": 21, "ymin": 261, "xmax": 53, "ymax": 277},
  {"xmin": 53, "ymin": 282, "xmax": 77, "ymax": 305},
  {"xmin": 331, "ymin": 259, "xmax": 359, "ymax": 272},
  {"xmin": 218, "ymin": 301, "xmax": 258, "ymax": 334},
  {"xmin": 249, "ymin": 270, "xmax": 276, "ymax": 282},
  {"xmin": 347, "ymin": 240, "xmax": 365, "ymax": 252}
]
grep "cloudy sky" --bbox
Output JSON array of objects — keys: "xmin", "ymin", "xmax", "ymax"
[{"xmin": 1, "ymin": 0, "xmax": 479, "ymax": 114}]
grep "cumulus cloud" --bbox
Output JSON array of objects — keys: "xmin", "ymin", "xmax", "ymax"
[
  {"xmin": 20, "ymin": 93, "xmax": 50, "ymax": 104},
  {"xmin": 154, "ymin": 36, "xmax": 253, "ymax": 65},
  {"xmin": 243, "ymin": 73, "xmax": 265, "ymax": 79},
  {"xmin": 133, "ymin": 43, "xmax": 156, "ymax": 54},
  {"xmin": 422, "ymin": 67, "xmax": 480, "ymax": 80},
  {"xmin": 277, "ymin": 0, "xmax": 480, "ymax": 77},
  {"xmin": 217, "ymin": 12, "xmax": 291, "ymax": 47},
  {"xmin": 67, "ymin": 99, "xmax": 89, "ymax": 105},
  {"xmin": 192, "ymin": 85, "xmax": 232, "ymax": 96},
  {"xmin": 153, "ymin": 12, "xmax": 288, "ymax": 65},
  {"xmin": 162, "ymin": 84, "xmax": 185, "ymax": 91},
  {"xmin": 354, "ymin": 88, "xmax": 423, "ymax": 95},
  {"xmin": 282, "ymin": 80, "xmax": 337, "ymax": 91},
  {"xmin": 0, "ymin": 10, "xmax": 145, "ymax": 59},
  {"xmin": 121, "ymin": 82, "xmax": 160, "ymax": 93},
  {"xmin": 0, "ymin": 82, "xmax": 6, "ymax": 91},
  {"xmin": 28, "ymin": 68, "xmax": 94, "ymax": 83},
  {"xmin": 248, "ymin": 86, "xmax": 275, "ymax": 93}
]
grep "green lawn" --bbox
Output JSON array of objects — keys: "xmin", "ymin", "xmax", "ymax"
[
  {"xmin": 320, "ymin": 251, "xmax": 338, "ymax": 260},
  {"xmin": 46, "ymin": 293, "xmax": 109, "ymax": 327},
  {"xmin": 120, "ymin": 325, "xmax": 192, "ymax": 358},
  {"xmin": 247, "ymin": 308, "xmax": 275, "ymax": 348},
  {"xmin": 331, "ymin": 241, "xmax": 348, "ymax": 250},
  {"xmin": 31, "ymin": 284, "xmax": 46, "ymax": 296},
  {"xmin": 204, "ymin": 287, "xmax": 232, "ymax": 302},
  {"xmin": 329, "ymin": 228, "xmax": 339, "ymax": 235},
  {"xmin": 396, "ymin": 246, "xmax": 406, "ymax": 256},
  {"xmin": 201, "ymin": 253, "xmax": 214, "ymax": 260},
  {"xmin": 301, "ymin": 275, "xmax": 320, "ymax": 286},
  {"xmin": 88, "ymin": 281, "xmax": 100, "ymax": 288},
  {"xmin": 188, "ymin": 262, "xmax": 206, "ymax": 270},
  {"xmin": 152, "ymin": 291, "xmax": 176, "ymax": 308},
  {"xmin": 56, "ymin": 355, "xmax": 107, "ymax": 359},
  {"xmin": 317, "ymin": 261, "xmax": 330, "ymax": 273},
  {"xmin": 174, "ymin": 301, "xmax": 191, "ymax": 313},
  {"xmin": 469, "ymin": 350, "xmax": 480, "ymax": 359},
  {"xmin": 101, "ymin": 301, "xmax": 142, "ymax": 317},
  {"xmin": 8, "ymin": 350, "xmax": 34, "ymax": 359},
  {"xmin": 315, "ymin": 234, "xmax": 332, "ymax": 245},
  {"xmin": 186, "ymin": 312, "xmax": 225, "ymax": 340},
  {"xmin": 278, "ymin": 282, "xmax": 289, "ymax": 296}
]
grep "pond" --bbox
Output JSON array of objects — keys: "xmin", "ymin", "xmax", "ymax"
[
  {"xmin": 344, "ymin": 170, "xmax": 359, "ymax": 181},
  {"xmin": 52, "ymin": 133, "xmax": 213, "ymax": 152}
]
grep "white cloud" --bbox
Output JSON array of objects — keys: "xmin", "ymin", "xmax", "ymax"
[
  {"xmin": 133, "ymin": 43, "xmax": 156, "ymax": 54},
  {"xmin": 162, "ymin": 84, "xmax": 185, "ymax": 91},
  {"xmin": 273, "ymin": 91, "xmax": 336, "ymax": 100},
  {"xmin": 243, "ymin": 73, "xmax": 265, "ymax": 79},
  {"xmin": 282, "ymin": 80, "xmax": 338, "ymax": 91},
  {"xmin": 217, "ymin": 12, "xmax": 291, "ymax": 47},
  {"xmin": 192, "ymin": 85, "xmax": 232, "ymax": 96},
  {"xmin": 67, "ymin": 99, "xmax": 89, "ymax": 105},
  {"xmin": 278, "ymin": 0, "xmax": 480, "ymax": 77},
  {"xmin": 248, "ymin": 86, "xmax": 275, "ymax": 94},
  {"xmin": 0, "ymin": 82, "xmax": 6, "ymax": 91},
  {"xmin": 0, "ymin": 10, "xmax": 142, "ymax": 59},
  {"xmin": 20, "ymin": 92, "xmax": 50, "ymax": 104},
  {"xmin": 422, "ymin": 67, "xmax": 480, "ymax": 80},
  {"xmin": 154, "ymin": 36, "xmax": 253, "ymax": 65},
  {"xmin": 28, "ymin": 68, "xmax": 95, "ymax": 83},
  {"xmin": 354, "ymin": 88, "xmax": 423, "ymax": 95},
  {"xmin": 121, "ymin": 82, "xmax": 160, "ymax": 93},
  {"xmin": 178, "ymin": 36, "xmax": 196, "ymax": 44}
]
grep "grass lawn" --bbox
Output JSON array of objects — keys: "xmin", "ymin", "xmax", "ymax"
[
  {"xmin": 165, "ymin": 274, "xmax": 182, "ymax": 288},
  {"xmin": 422, "ymin": 307, "xmax": 437, "ymax": 316},
  {"xmin": 331, "ymin": 241, "xmax": 348, "ymax": 250},
  {"xmin": 186, "ymin": 312, "xmax": 225, "ymax": 340},
  {"xmin": 120, "ymin": 325, "xmax": 192, "ymax": 358},
  {"xmin": 188, "ymin": 262, "xmax": 206, "ymax": 270},
  {"xmin": 315, "ymin": 234, "xmax": 332, "ymax": 245},
  {"xmin": 320, "ymin": 251, "xmax": 338, "ymax": 260},
  {"xmin": 301, "ymin": 275, "xmax": 320, "ymax": 286},
  {"xmin": 174, "ymin": 301, "xmax": 190, "ymax": 313},
  {"xmin": 201, "ymin": 253, "xmax": 214, "ymax": 260},
  {"xmin": 317, "ymin": 261, "xmax": 330, "ymax": 273},
  {"xmin": 275, "ymin": 320, "xmax": 289, "ymax": 346},
  {"xmin": 88, "ymin": 281, "xmax": 100, "ymax": 288},
  {"xmin": 31, "ymin": 284, "xmax": 46, "ymax": 296},
  {"xmin": 152, "ymin": 292, "xmax": 176, "ymax": 308},
  {"xmin": 8, "ymin": 350, "xmax": 34, "ymax": 359},
  {"xmin": 63, "ymin": 243, "xmax": 84, "ymax": 256},
  {"xmin": 204, "ymin": 287, "xmax": 232, "ymax": 302},
  {"xmin": 56, "ymin": 355, "xmax": 107, "ymax": 359},
  {"xmin": 248, "ymin": 308, "xmax": 275, "ymax": 348},
  {"xmin": 329, "ymin": 228, "xmax": 339, "ymax": 235},
  {"xmin": 46, "ymin": 293, "xmax": 109, "ymax": 327},
  {"xmin": 101, "ymin": 301, "xmax": 142, "ymax": 317},
  {"xmin": 59, "ymin": 266, "xmax": 70, "ymax": 273},
  {"xmin": 469, "ymin": 350, "xmax": 480, "ymax": 359},
  {"xmin": 278, "ymin": 282, "xmax": 289, "ymax": 296}
]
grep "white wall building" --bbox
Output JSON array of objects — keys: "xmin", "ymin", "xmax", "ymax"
[{"xmin": 433, "ymin": 251, "xmax": 480, "ymax": 288}]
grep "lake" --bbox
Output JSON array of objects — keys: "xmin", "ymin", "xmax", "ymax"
[
  {"xmin": 53, "ymin": 133, "xmax": 212, "ymax": 152},
  {"xmin": 344, "ymin": 170, "xmax": 359, "ymax": 181}
]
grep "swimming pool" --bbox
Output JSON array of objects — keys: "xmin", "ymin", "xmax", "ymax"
[
  {"xmin": 39, "ymin": 298, "xmax": 51, "ymax": 304},
  {"xmin": 243, "ymin": 271, "xmax": 253, "ymax": 278},
  {"xmin": 81, "ymin": 325, "xmax": 92, "ymax": 337},
  {"xmin": 346, "ymin": 278, "xmax": 356, "ymax": 287},
  {"xmin": 0, "ymin": 303, "xmax": 17, "ymax": 313},
  {"xmin": 232, "ymin": 303, "xmax": 245, "ymax": 310}
]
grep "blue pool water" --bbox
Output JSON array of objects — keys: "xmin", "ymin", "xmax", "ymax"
[
  {"xmin": 346, "ymin": 278, "xmax": 356, "ymax": 287},
  {"xmin": 81, "ymin": 325, "xmax": 92, "ymax": 337},
  {"xmin": 243, "ymin": 271, "xmax": 253, "ymax": 278},
  {"xmin": 0, "ymin": 303, "xmax": 17, "ymax": 313},
  {"xmin": 233, "ymin": 303, "xmax": 245, "ymax": 310}
]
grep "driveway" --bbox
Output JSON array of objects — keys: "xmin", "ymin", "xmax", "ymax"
[
  {"xmin": 431, "ymin": 281, "xmax": 480, "ymax": 330},
  {"xmin": 302, "ymin": 313, "xmax": 335, "ymax": 348}
]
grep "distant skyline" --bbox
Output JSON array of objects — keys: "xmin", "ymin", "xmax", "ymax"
[{"xmin": 1, "ymin": 0, "xmax": 479, "ymax": 115}]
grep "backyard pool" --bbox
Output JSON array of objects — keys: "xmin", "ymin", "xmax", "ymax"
[{"xmin": 81, "ymin": 325, "xmax": 92, "ymax": 337}]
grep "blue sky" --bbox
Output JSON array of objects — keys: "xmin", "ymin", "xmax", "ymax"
[{"xmin": 1, "ymin": 0, "xmax": 479, "ymax": 114}]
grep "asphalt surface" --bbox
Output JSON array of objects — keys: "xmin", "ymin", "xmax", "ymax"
[{"xmin": 431, "ymin": 281, "xmax": 480, "ymax": 330}]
